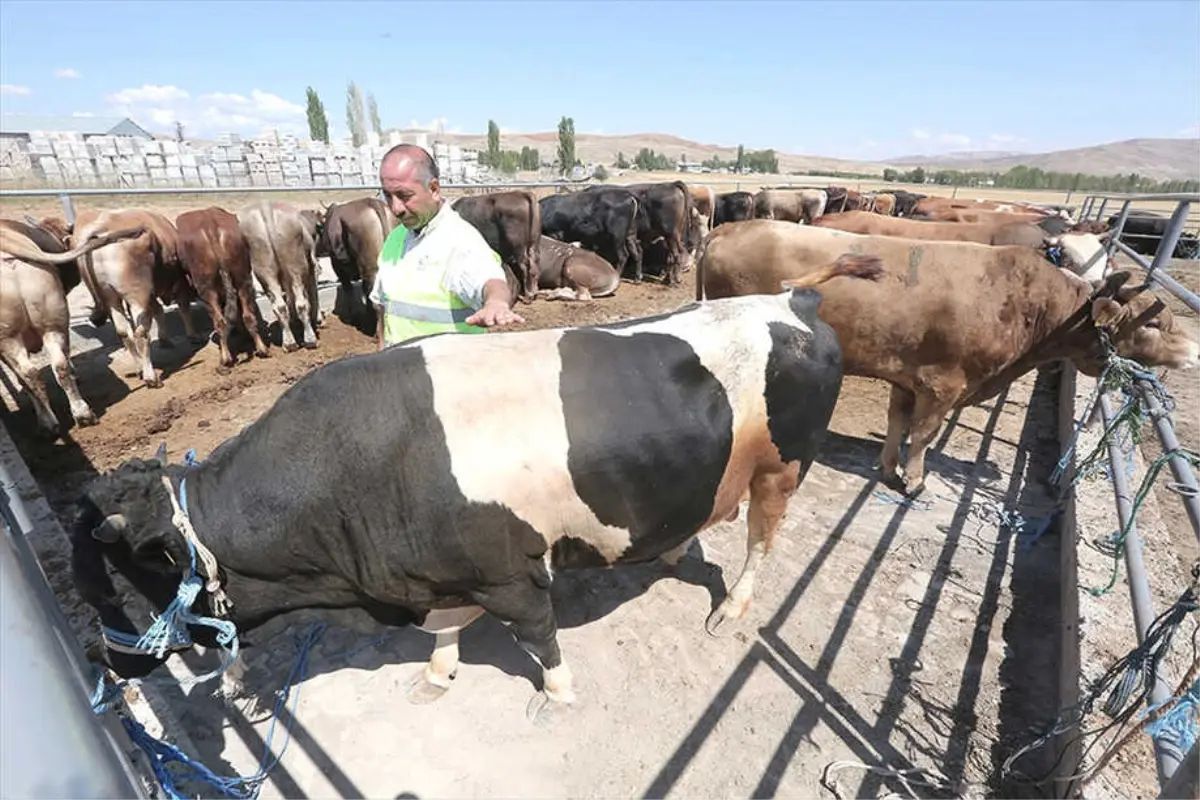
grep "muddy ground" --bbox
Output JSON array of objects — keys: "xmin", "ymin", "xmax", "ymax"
[{"xmin": 2, "ymin": 241, "xmax": 1195, "ymax": 798}]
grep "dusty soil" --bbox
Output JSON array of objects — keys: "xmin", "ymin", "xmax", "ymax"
[{"xmin": 2, "ymin": 238, "xmax": 1181, "ymax": 799}]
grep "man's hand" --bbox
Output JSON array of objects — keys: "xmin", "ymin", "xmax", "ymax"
[{"xmin": 466, "ymin": 300, "xmax": 525, "ymax": 329}]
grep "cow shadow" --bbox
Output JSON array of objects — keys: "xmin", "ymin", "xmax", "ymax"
[{"xmin": 816, "ymin": 421, "xmax": 1002, "ymax": 489}]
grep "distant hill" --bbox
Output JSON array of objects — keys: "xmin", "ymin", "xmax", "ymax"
[
  {"xmin": 885, "ymin": 138, "xmax": 1200, "ymax": 181},
  {"xmin": 398, "ymin": 130, "xmax": 1200, "ymax": 182}
]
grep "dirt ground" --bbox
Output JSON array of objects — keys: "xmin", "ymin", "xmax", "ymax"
[{"xmin": 1, "ymin": 221, "xmax": 1194, "ymax": 799}]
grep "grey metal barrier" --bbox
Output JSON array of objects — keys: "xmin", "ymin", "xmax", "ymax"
[
  {"xmin": 1068, "ymin": 192, "xmax": 1200, "ymax": 796},
  {"xmin": 0, "ymin": 456, "xmax": 148, "ymax": 799}
]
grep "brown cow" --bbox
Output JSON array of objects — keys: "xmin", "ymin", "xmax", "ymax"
[
  {"xmin": 872, "ymin": 193, "xmax": 896, "ymax": 216},
  {"xmin": 237, "ymin": 200, "xmax": 322, "ymax": 351},
  {"xmin": 0, "ymin": 219, "xmax": 146, "ymax": 435},
  {"xmin": 814, "ymin": 210, "xmax": 1049, "ymax": 247},
  {"xmin": 534, "ymin": 235, "xmax": 620, "ymax": 301},
  {"xmin": 688, "ymin": 184, "xmax": 716, "ymax": 240},
  {"xmin": 451, "ymin": 190, "xmax": 541, "ymax": 304},
  {"xmin": 320, "ymin": 197, "xmax": 395, "ymax": 328},
  {"xmin": 917, "ymin": 206, "xmax": 1048, "ymax": 225},
  {"xmin": 626, "ymin": 181, "xmax": 695, "ymax": 285},
  {"xmin": 175, "ymin": 208, "xmax": 269, "ymax": 370},
  {"xmin": 695, "ymin": 221, "xmax": 1199, "ymax": 495},
  {"xmin": 73, "ymin": 209, "xmax": 196, "ymax": 389}
]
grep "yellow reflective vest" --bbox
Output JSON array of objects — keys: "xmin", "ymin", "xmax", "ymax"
[{"xmin": 372, "ymin": 214, "xmax": 504, "ymax": 347}]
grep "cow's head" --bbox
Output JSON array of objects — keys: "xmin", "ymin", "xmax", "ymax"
[
  {"xmin": 70, "ymin": 451, "xmax": 220, "ymax": 678},
  {"xmin": 1071, "ymin": 271, "xmax": 1200, "ymax": 377},
  {"xmin": 1045, "ymin": 232, "xmax": 1115, "ymax": 283}
]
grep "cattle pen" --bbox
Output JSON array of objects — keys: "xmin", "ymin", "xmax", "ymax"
[{"xmin": 0, "ymin": 181, "xmax": 1198, "ymax": 800}]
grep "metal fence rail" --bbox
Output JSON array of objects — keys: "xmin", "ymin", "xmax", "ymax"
[{"xmin": 1071, "ymin": 192, "xmax": 1200, "ymax": 797}]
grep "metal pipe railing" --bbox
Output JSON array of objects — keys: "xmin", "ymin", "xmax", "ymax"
[{"xmin": 1097, "ymin": 394, "xmax": 1181, "ymax": 786}]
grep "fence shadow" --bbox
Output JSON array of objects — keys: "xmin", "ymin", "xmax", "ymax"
[{"xmin": 641, "ymin": 376, "xmax": 1069, "ymax": 799}]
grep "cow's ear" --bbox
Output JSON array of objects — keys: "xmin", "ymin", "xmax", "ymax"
[
  {"xmin": 92, "ymin": 514, "xmax": 128, "ymax": 544},
  {"xmin": 1092, "ymin": 270, "xmax": 1131, "ymax": 298},
  {"xmin": 1091, "ymin": 297, "xmax": 1127, "ymax": 329},
  {"xmin": 153, "ymin": 441, "xmax": 168, "ymax": 467}
]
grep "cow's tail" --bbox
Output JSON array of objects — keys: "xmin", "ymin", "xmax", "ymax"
[
  {"xmin": 780, "ymin": 253, "xmax": 885, "ymax": 291},
  {"xmin": 525, "ymin": 190, "xmax": 541, "ymax": 289},
  {"xmin": 72, "ymin": 222, "xmax": 145, "ymax": 327},
  {"xmin": 694, "ymin": 226, "xmax": 715, "ymax": 302},
  {"xmin": 676, "ymin": 180, "xmax": 697, "ymax": 258},
  {"xmin": 369, "ymin": 198, "xmax": 393, "ymax": 245}
]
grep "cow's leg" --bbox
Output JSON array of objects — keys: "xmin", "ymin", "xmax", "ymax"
[
  {"xmin": 660, "ymin": 535, "xmax": 697, "ymax": 566},
  {"xmin": 106, "ymin": 308, "xmax": 142, "ymax": 379},
  {"xmin": 260, "ymin": 273, "xmax": 298, "ymax": 351},
  {"xmin": 0, "ymin": 338, "xmax": 60, "ymax": 436},
  {"xmin": 902, "ymin": 393, "xmax": 956, "ymax": 497},
  {"xmin": 236, "ymin": 280, "xmax": 270, "ymax": 359},
  {"xmin": 129, "ymin": 302, "xmax": 161, "ymax": 388},
  {"xmin": 879, "ymin": 384, "xmax": 915, "ymax": 482},
  {"xmin": 292, "ymin": 271, "xmax": 319, "ymax": 349},
  {"xmin": 150, "ymin": 298, "xmax": 175, "ymax": 350},
  {"xmin": 200, "ymin": 290, "xmax": 234, "ymax": 370},
  {"xmin": 473, "ymin": 575, "xmax": 575, "ymax": 724},
  {"xmin": 406, "ymin": 606, "xmax": 485, "ymax": 704},
  {"xmin": 706, "ymin": 464, "xmax": 800, "ymax": 636},
  {"xmin": 43, "ymin": 329, "xmax": 96, "ymax": 427}
]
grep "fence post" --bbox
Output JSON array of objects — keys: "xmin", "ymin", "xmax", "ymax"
[
  {"xmin": 59, "ymin": 193, "xmax": 76, "ymax": 226},
  {"xmin": 1147, "ymin": 200, "xmax": 1193, "ymax": 277}
]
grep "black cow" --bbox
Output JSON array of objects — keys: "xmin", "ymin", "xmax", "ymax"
[
  {"xmin": 621, "ymin": 182, "xmax": 696, "ymax": 285},
  {"xmin": 70, "ymin": 256, "xmax": 880, "ymax": 723},
  {"xmin": 714, "ymin": 191, "xmax": 756, "ymax": 227},
  {"xmin": 1107, "ymin": 212, "xmax": 1200, "ymax": 259},
  {"xmin": 889, "ymin": 190, "xmax": 926, "ymax": 218},
  {"xmin": 452, "ymin": 190, "xmax": 541, "ymax": 305},
  {"xmin": 540, "ymin": 188, "xmax": 642, "ymax": 281}
]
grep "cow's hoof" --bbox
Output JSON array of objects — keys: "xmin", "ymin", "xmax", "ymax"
[
  {"xmin": 526, "ymin": 691, "xmax": 575, "ymax": 727},
  {"xmin": 74, "ymin": 411, "xmax": 99, "ymax": 427},
  {"xmin": 704, "ymin": 597, "xmax": 748, "ymax": 637},
  {"xmin": 405, "ymin": 672, "xmax": 452, "ymax": 705},
  {"xmin": 215, "ymin": 364, "xmax": 233, "ymax": 376},
  {"xmin": 903, "ymin": 478, "xmax": 927, "ymax": 498},
  {"xmin": 144, "ymin": 375, "xmax": 163, "ymax": 389},
  {"xmin": 255, "ymin": 349, "xmax": 271, "ymax": 359},
  {"xmin": 302, "ymin": 340, "xmax": 319, "ymax": 350},
  {"xmin": 283, "ymin": 342, "xmax": 300, "ymax": 353}
]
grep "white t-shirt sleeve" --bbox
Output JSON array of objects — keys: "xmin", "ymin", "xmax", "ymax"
[
  {"xmin": 444, "ymin": 224, "xmax": 507, "ymax": 309},
  {"xmin": 367, "ymin": 268, "xmax": 384, "ymax": 306}
]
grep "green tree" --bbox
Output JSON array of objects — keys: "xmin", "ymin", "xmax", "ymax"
[
  {"xmin": 367, "ymin": 92, "xmax": 382, "ymax": 137},
  {"xmin": 735, "ymin": 144, "xmax": 745, "ymax": 173},
  {"xmin": 593, "ymin": 164, "xmax": 609, "ymax": 181},
  {"xmin": 556, "ymin": 116, "xmax": 576, "ymax": 175},
  {"xmin": 910, "ymin": 166, "xmax": 926, "ymax": 184},
  {"xmin": 305, "ymin": 87, "xmax": 329, "ymax": 143},
  {"xmin": 519, "ymin": 146, "xmax": 539, "ymax": 170},
  {"xmin": 882, "ymin": 167, "xmax": 898, "ymax": 182},
  {"xmin": 615, "ymin": 151, "xmax": 630, "ymax": 169},
  {"xmin": 487, "ymin": 120, "xmax": 501, "ymax": 165},
  {"xmin": 345, "ymin": 82, "xmax": 367, "ymax": 147}
]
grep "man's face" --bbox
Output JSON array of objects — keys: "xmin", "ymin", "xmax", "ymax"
[{"xmin": 380, "ymin": 155, "xmax": 442, "ymax": 229}]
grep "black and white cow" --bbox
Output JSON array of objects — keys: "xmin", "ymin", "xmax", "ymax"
[{"xmin": 70, "ymin": 255, "xmax": 882, "ymax": 721}]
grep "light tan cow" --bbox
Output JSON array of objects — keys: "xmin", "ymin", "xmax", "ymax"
[
  {"xmin": 753, "ymin": 189, "xmax": 827, "ymax": 224},
  {"xmin": 872, "ymin": 193, "xmax": 896, "ymax": 216},
  {"xmin": 73, "ymin": 209, "xmax": 197, "ymax": 389},
  {"xmin": 0, "ymin": 219, "xmax": 147, "ymax": 436},
  {"xmin": 695, "ymin": 221, "xmax": 1199, "ymax": 495},
  {"xmin": 237, "ymin": 200, "xmax": 323, "ymax": 351}
]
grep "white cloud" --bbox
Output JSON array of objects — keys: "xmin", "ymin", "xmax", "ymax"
[
  {"xmin": 102, "ymin": 84, "xmax": 307, "ymax": 137},
  {"xmin": 937, "ymin": 133, "xmax": 971, "ymax": 148},
  {"xmin": 0, "ymin": 84, "xmax": 32, "ymax": 96},
  {"xmin": 54, "ymin": 68, "xmax": 81, "ymax": 79},
  {"xmin": 1176, "ymin": 124, "xmax": 1200, "ymax": 138},
  {"xmin": 911, "ymin": 128, "xmax": 930, "ymax": 140}
]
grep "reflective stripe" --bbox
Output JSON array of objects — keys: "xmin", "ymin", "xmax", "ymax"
[{"xmin": 382, "ymin": 298, "xmax": 475, "ymax": 324}]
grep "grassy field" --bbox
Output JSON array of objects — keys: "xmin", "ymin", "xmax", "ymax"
[{"xmin": 0, "ymin": 169, "xmax": 1193, "ymax": 221}]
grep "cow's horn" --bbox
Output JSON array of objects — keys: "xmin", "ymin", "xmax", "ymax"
[
  {"xmin": 153, "ymin": 441, "xmax": 168, "ymax": 465},
  {"xmin": 92, "ymin": 514, "xmax": 128, "ymax": 543}
]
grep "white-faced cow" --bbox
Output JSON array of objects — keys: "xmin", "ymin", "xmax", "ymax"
[
  {"xmin": 1, "ymin": 219, "xmax": 146, "ymax": 436},
  {"xmin": 70, "ymin": 255, "xmax": 881, "ymax": 723},
  {"xmin": 696, "ymin": 221, "xmax": 1199, "ymax": 495}
]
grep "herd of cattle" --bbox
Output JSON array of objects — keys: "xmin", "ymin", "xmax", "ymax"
[{"xmin": 2, "ymin": 177, "xmax": 1199, "ymax": 726}]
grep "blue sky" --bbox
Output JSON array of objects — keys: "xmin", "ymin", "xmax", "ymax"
[{"xmin": 1, "ymin": 0, "xmax": 1197, "ymax": 161}]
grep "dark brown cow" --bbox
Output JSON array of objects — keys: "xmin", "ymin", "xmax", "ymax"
[
  {"xmin": 73, "ymin": 209, "xmax": 197, "ymax": 388},
  {"xmin": 320, "ymin": 197, "xmax": 395, "ymax": 328},
  {"xmin": 695, "ymin": 221, "xmax": 1199, "ymax": 495},
  {"xmin": 175, "ymin": 208, "xmax": 269, "ymax": 370},
  {"xmin": 625, "ymin": 181, "xmax": 695, "ymax": 285},
  {"xmin": 714, "ymin": 191, "xmax": 756, "ymax": 226},
  {"xmin": 452, "ymin": 190, "xmax": 541, "ymax": 305},
  {"xmin": 534, "ymin": 235, "xmax": 620, "ymax": 301}
]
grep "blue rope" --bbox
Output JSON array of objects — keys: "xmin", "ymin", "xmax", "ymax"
[{"xmin": 1144, "ymin": 678, "xmax": 1199, "ymax": 756}]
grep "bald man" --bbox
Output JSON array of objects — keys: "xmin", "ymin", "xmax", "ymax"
[{"xmin": 368, "ymin": 144, "xmax": 523, "ymax": 348}]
